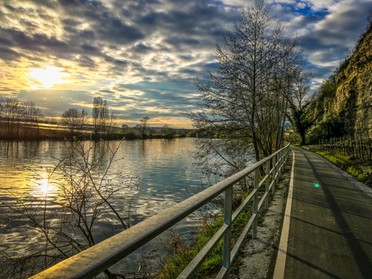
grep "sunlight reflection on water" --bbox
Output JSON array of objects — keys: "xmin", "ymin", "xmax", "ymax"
[{"xmin": 0, "ymin": 138, "xmax": 212, "ymax": 275}]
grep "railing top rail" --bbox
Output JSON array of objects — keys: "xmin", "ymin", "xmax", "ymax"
[{"xmin": 31, "ymin": 143, "xmax": 290, "ymax": 279}]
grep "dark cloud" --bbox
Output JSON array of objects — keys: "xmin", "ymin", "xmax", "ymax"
[
  {"xmin": 94, "ymin": 17, "xmax": 145, "ymax": 44},
  {"xmin": 1, "ymin": 0, "xmax": 370, "ymax": 126},
  {"xmin": 3, "ymin": 3, "xmax": 17, "ymax": 12},
  {"xmin": 164, "ymin": 37, "xmax": 201, "ymax": 50},
  {"xmin": 58, "ymin": 0, "xmax": 103, "ymax": 9},
  {"xmin": 133, "ymin": 43, "xmax": 154, "ymax": 54},
  {"xmin": 74, "ymin": 55, "xmax": 97, "ymax": 68},
  {"xmin": 0, "ymin": 28, "xmax": 69, "ymax": 59},
  {"xmin": 0, "ymin": 47, "xmax": 19, "ymax": 61},
  {"xmin": 80, "ymin": 43, "xmax": 100, "ymax": 53},
  {"xmin": 78, "ymin": 30, "xmax": 95, "ymax": 39},
  {"xmin": 28, "ymin": 0, "xmax": 58, "ymax": 8},
  {"xmin": 59, "ymin": 0, "xmax": 145, "ymax": 44},
  {"xmin": 0, "ymin": 36, "xmax": 13, "ymax": 47}
]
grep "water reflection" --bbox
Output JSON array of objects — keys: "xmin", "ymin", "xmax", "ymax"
[
  {"xmin": 0, "ymin": 138, "xmax": 208, "ymax": 277},
  {"xmin": 32, "ymin": 176, "xmax": 56, "ymax": 198}
]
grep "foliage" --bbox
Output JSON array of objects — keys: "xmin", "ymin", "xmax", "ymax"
[
  {"xmin": 160, "ymin": 125, "xmax": 176, "ymax": 139},
  {"xmin": 317, "ymin": 77, "xmax": 337, "ymax": 100},
  {"xmin": 307, "ymin": 117, "xmax": 346, "ymax": 144},
  {"xmin": 158, "ymin": 217, "xmax": 223, "ymax": 279},
  {"xmin": 286, "ymin": 70, "xmax": 314, "ymax": 145},
  {"xmin": 306, "ymin": 77, "xmax": 339, "ymax": 143}
]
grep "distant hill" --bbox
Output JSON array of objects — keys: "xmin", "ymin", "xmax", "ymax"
[{"xmin": 308, "ymin": 22, "xmax": 371, "ymax": 143}]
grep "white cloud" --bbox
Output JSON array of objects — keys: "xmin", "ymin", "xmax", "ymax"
[{"xmin": 297, "ymin": 2, "xmax": 307, "ymax": 9}]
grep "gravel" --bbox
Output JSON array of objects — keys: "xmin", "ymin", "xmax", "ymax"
[{"xmin": 230, "ymin": 162, "xmax": 291, "ymax": 279}]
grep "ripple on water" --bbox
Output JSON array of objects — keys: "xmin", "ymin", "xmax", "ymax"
[{"xmin": 0, "ymin": 139, "xmax": 216, "ymax": 274}]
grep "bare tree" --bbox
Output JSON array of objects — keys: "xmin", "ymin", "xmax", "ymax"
[
  {"xmin": 0, "ymin": 98, "xmax": 45, "ymax": 139},
  {"xmin": 24, "ymin": 101, "xmax": 44, "ymax": 138},
  {"xmin": 1, "ymin": 140, "xmax": 138, "ymax": 278},
  {"xmin": 61, "ymin": 108, "xmax": 88, "ymax": 136},
  {"xmin": 140, "ymin": 116, "xmax": 150, "ymax": 139},
  {"xmin": 190, "ymin": 1, "xmax": 302, "ymax": 177},
  {"xmin": 107, "ymin": 112, "xmax": 117, "ymax": 134},
  {"xmin": 0, "ymin": 98, "xmax": 26, "ymax": 138},
  {"xmin": 24, "ymin": 102, "xmax": 44, "ymax": 126},
  {"xmin": 92, "ymin": 97, "xmax": 109, "ymax": 136},
  {"xmin": 24, "ymin": 101, "xmax": 44, "ymax": 123}
]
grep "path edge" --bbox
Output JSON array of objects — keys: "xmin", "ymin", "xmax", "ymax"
[{"xmin": 272, "ymin": 148, "xmax": 295, "ymax": 278}]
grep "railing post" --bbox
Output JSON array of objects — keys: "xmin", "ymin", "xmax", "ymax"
[
  {"xmin": 265, "ymin": 160, "xmax": 270, "ymax": 209},
  {"xmin": 278, "ymin": 150, "xmax": 285, "ymax": 175},
  {"xmin": 252, "ymin": 169, "xmax": 259, "ymax": 239},
  {"xmin": 222, "ymin": 186, "xmax": 233, "ymax": 275},
  {"xmin": 272, "ymin": 154, "xmax": 277, "ymax": 195}
]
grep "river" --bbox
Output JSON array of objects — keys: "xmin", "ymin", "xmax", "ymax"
[{"xmin": 0, "ymin": 138, "xmax": 216, "ymax": 277}]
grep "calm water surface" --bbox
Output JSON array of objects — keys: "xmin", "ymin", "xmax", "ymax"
[{"xmin": 0, "ymin": 138, "xmax": 213, "ymax": 274}]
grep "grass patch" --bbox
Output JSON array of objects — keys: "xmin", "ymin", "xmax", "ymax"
[
  {"xmin": 316, "ymin": 151, "xmax": 349, "ymax": 167},
  {"xmin": 310, "ymin": 149, "xmax": 372, "ymax": 187},
  {"xmin": 157, "ymin": 209, "xmax": 251, "ymax": 279},
  {"xmin": 157, "ymin": 216, "xmax": 223, "ymax": 279},
  {"xmin": 346, "ymin": 166, "xmax": 371, "ymax": 182}
]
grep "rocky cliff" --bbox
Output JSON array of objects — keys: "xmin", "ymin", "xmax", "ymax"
[{"xmin": 309, "ymin": 23, "xmax": 372, "ymax": 140}]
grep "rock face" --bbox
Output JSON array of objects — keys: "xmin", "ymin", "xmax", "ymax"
[
  {"xmin": 311, "ymin": 23, "xmax": 371, "ymax": 139},
  {"xmin": 336, "ymin": 24, "xmax": 372, "ymax": 137}
]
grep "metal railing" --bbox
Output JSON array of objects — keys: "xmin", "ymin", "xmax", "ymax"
[{"xmin": 31, "ymin": 144, "xmax": 291, "ymax": 279}]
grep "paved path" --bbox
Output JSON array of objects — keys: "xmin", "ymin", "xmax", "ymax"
[{"xmin": 274, "ymin": 147, "xmax": 372, "ymax": 279}]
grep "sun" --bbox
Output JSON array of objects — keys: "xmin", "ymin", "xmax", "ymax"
[
  {"xmin": 39, "ymin": 178, "xmax": 54, "ymax": 196},
  {"xmin": 28, "ymin": 65, "xmax": 67, "ymax": 89}
]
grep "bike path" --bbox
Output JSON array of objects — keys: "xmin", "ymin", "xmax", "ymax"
[{"xmin": 275, "ymin": 147, "xmax": 372, "ymax": 279}]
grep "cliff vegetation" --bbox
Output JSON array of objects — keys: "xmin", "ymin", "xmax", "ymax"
[{"xmin": 307, "ymin": 22, "xmax": 372, "ymax": 143}]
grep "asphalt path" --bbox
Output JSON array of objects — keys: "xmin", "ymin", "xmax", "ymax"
[{"xmin": 275, "ymin": 147, "xmax": 372, "ymax": 279}]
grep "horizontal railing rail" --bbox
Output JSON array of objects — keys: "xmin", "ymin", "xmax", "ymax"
[{"xmin": 31, "ymin": 144, "xmax": 291, "ymax": 279}]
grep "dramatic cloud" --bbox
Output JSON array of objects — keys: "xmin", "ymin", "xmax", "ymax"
[
  {"xmin": 268, "ymin": 0, "xmax": 370, "ymax": 84},
  {"xmin": 0, "ymin": 0, "xmax": 370, "ymax": 127}
]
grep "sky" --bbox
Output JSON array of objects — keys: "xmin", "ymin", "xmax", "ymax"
[{"xmin": 0, "ymin": 0, "xmax": 370, "ymax": 128}]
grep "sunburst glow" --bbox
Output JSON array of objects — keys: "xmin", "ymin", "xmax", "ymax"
[
  {"xmin": 28, "ymin": 66, "xmax": 67, "ymax": 89},
  {"xmin": 39, "ymin": 178, "xmax": 54, "ymax": 196}
]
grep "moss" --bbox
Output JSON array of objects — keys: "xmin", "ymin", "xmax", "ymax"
[
  {"xmin": 346, "ymin": 166, "xmax": 366, "ymax": 181},
  {"xmin": 316, "ymin": 151, "xmax": 349, "ymax": 167}
]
